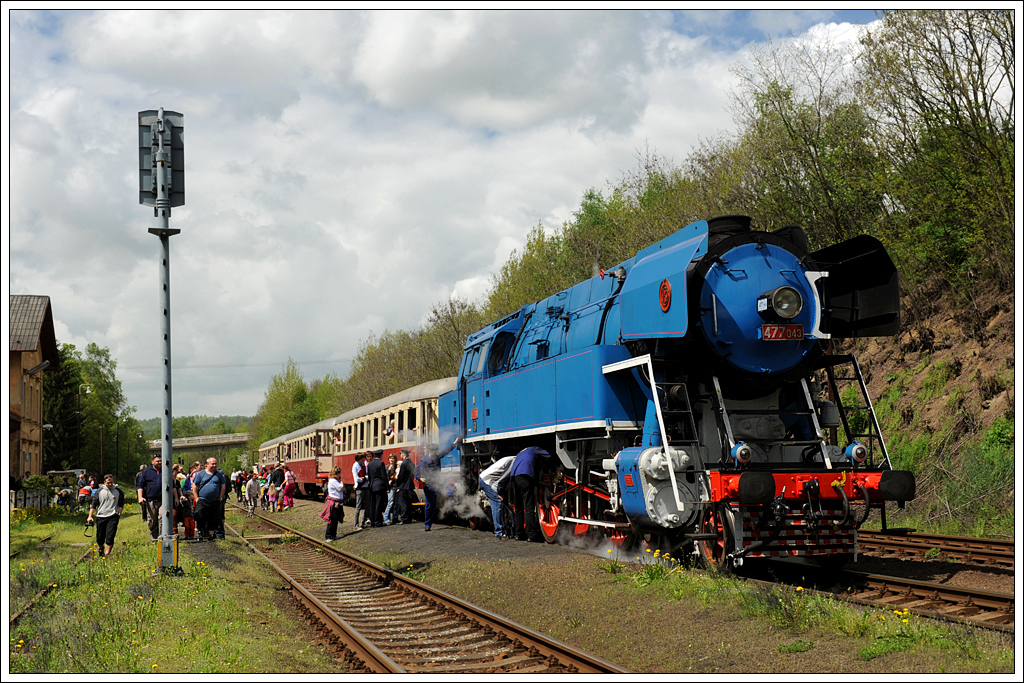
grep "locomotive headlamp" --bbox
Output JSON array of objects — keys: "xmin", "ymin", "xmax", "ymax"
[{"xmin": 757, "ymin": 286, "xmax": 803, "ymax": 320}]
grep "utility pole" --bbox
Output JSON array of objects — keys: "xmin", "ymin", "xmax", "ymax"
[{"xmin": 139, "ymin": 108, "xmax": 184, "ymax": 575}]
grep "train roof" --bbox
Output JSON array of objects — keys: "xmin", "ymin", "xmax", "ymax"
[{"xmin": 258, "ymin": 376, "xmax": 456, "ymax": 449}]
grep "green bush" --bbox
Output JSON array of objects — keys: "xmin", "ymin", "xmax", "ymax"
[{"xmin": 21, "ymin": 475, "xmax": 55, "ymax": 495}]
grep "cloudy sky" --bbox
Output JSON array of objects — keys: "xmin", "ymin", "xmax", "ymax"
[{"xmin": 6, "ymin": 9, "xmax": 880, "ymax": 420}]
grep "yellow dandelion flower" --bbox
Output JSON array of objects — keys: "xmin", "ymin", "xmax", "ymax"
[
  {"xmin": 796, "ymin": 586, "xmax": 804, "ymax": 591},
  {"xmin": 902, "ymin": 618, "xmax": 908, "ymax": 623}
]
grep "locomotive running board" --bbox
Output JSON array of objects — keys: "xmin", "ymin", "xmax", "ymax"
[{"xmin": 602, "ymin": 354, "xmax": 688, "ymax": 514}]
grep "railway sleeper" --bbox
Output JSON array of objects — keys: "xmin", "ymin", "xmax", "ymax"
[
  {"xmin": 394, "ymin": 651, "xmax": 538, "ymax": 670},
  {"xmin": 381, "ymin": 639, "xmax": 507, "ymax": 658}
]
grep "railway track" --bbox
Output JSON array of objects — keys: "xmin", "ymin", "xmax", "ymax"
[
  {"xmin": 227, "ymin": 506, "xmax": 630, "ymax": 674},
  {"xmin": 10, "ymin": 546, "xmax": 94, "ymax": 626},
  {"xmin": 10, "ymin": 534, "xmax": 54, "ymax": 560},
  {"xmin": 839, "ymin": 570, "xmax": 1014, "ymax": 633},
  {"xmin": 858, "ymin": 530, "xmax": 1014, "ymax": 569}
]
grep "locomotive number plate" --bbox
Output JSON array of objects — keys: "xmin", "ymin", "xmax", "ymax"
[{"xmin": 761, "ymin": 324, "xmax": 804, "ymax": 341}]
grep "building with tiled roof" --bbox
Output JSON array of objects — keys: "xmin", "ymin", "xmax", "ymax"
[{"xmin": 10, "ymin": 295, "xmax": 59, "ymax": 481}]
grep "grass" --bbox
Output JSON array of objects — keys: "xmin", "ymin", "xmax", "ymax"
[
  {"xmin": 10, "ymin": 501, "xmax": 1015, "ymax": 674},
  {"xmin": 839, "ymin": 351, "xmax": 1015, "ymax": 541},
  {"xmin": 377, "ymin": 539, "xmax": 1011, "ymax": 673},
  {"xmin": 8, "ymin": 502, "xmax": 351, "ymax": 674},
  {"xmin": 779, "ymin": 640, "xmax": 813, "ymax": 653}
]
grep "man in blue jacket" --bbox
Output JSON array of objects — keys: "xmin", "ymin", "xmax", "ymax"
[
  {"xmin": 137, "ymin": 454, "xmax": 164, "ymax": 542},
  {"xmin": 415, "ymin": 436, "xmax": 461, "ymax": 532},
  {"xmin": 509, "ymin": 446, "xmax": 552, "ymax": 542}
]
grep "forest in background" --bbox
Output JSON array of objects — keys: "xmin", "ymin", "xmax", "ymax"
[{"xmin": 232, "ymin": 11, "xmax": 1015, "ymax": 535}]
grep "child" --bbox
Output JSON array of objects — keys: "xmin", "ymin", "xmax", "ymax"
[
  {"xmin": 260, "ymin": 476, "xmax": 269, "ymax": 511},
  {"xmin": 245, "ymin": 473, "xmax": 260, "ymax": 518},
  {"xmin": 267, "ymin": 482, "xmax": 278, "ymax": 513}
]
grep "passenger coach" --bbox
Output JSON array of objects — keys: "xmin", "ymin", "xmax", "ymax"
[{"xmin": 257, "ymin": 377, "xmax": 456, "ymax": 496}]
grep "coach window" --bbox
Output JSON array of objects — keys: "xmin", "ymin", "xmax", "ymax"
[
  {"xmin": 487, "ymin": 332, "xmax": 512, "ymax": 376},
  {"xmin": 475, "ymin": 341, "xmax": 491, "ymax": 375},
  {"xmin": 464, "ymin": 346, "xmax": 482, "ymax": 377},
  {"xmin": 408, "ymin": 407, "xmax": 417, "ymax": 439}
]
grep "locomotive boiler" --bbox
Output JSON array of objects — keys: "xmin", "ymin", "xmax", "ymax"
[{"xmin": 440, "ymin": 215, "xmax": 916, "ymax": 567}]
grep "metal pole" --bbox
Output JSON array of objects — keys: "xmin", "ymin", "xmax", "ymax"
[
  {"xmin": 148, "ymin": 107, "xmax": 181, "ymax": 573},
  {"xmin": 77, "ymin": 384, "xmax": 91, "ymax": 471},
  {"xmin": 158, "ymin": 229, "xmax": 175, "ymax": 569}
]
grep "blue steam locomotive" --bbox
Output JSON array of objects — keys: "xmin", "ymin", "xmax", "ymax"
[{"xmin": 437, "ymin": 215, "xmax": 915, "ymax": 567}]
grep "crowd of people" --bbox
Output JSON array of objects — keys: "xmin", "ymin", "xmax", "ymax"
[
  {"xmin": 50, "ymin": 439, "xmax": 554, "ymax": 559},
  {"xmin": 321, "ymin": 440, "xmax": 553, "ymax": 544}
]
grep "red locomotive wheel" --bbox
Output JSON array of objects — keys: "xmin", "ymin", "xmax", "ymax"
[
  {"xmin": 698, "ymin": 506, "xmax": 733, "ymax": 571},
  {"xmin": 539, "ymin": 501, "xmax": 561, "ymax": 544}
]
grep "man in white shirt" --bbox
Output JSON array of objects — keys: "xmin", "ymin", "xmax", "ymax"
[
  {"xmin": 479, "ymin": 455, "xmax": 516, "ymax": 539},
  {"xmin": 351, "ymin": 452, "xmax": 368, "ymax": 529}
]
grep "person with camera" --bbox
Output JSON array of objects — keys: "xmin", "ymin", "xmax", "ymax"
[{"xmin": 87, "ymin": 474, "xmax": 125, "ymax": 558}]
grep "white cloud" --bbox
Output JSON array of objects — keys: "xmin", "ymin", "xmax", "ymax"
[
  {"xmin": 7, "ymin": 9, "xmax": 876, "ymax": 418},
  {"xmin": 351, "ymin": 10, "xmax": 650, "ymax": 132}
]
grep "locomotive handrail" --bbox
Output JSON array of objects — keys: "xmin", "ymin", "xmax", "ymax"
[
  {"xmin": 799, "ymin": 377, "xmax": 832, "ymax": 469},
  {"xmin": 602, "ymin": 354, "xmax": 687, "ymax": 517}
]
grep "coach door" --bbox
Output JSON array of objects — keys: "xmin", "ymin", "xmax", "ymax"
[{"xmin": 315, "ymin": 429, "xmax": 334, "ymax": 478}]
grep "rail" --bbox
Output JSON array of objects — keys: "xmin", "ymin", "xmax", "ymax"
[
  {"xmin": 841, "ymin": 570, "xmax": 1014, "ymax": 632},
  {"xmin": 858, "ymin": 530, "xmax": 1014, "ymax": 569},
  {"xmin": 227, "ymin": 504, "xmax": 630, "ymax": 673}
]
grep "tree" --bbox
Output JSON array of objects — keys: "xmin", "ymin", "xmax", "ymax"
[
  {"xmin": 416, "ymin": 298, "xmax": 488, "ymax": 380},
  {"xmin": 43, "ymin": 342, "xmax": 135, "ymax": 476},
  {"xmin": 485, "ymin": 223, "xmax": 570, "ymax": 321},
  {"xmin": 172, "ymin": 415, "xmax": 203, "ymax": 438},
  {"xmin": 206, "ymin": 419, "xmax": 236, "ymax": 435},
  {"xmin": 42, "ymin": 343, "xmax": 83, "ymax": 471},
  {"xmin": 729, "ymin": 36, "xmax": 886, "ymax": 247},
  {"xmin": 858, "ymin": 10, "xmax": 1014, "ymax": 286},
  {"xmin": 249, "ymin": 360, "xmax": 317, "ymax": 452}
]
